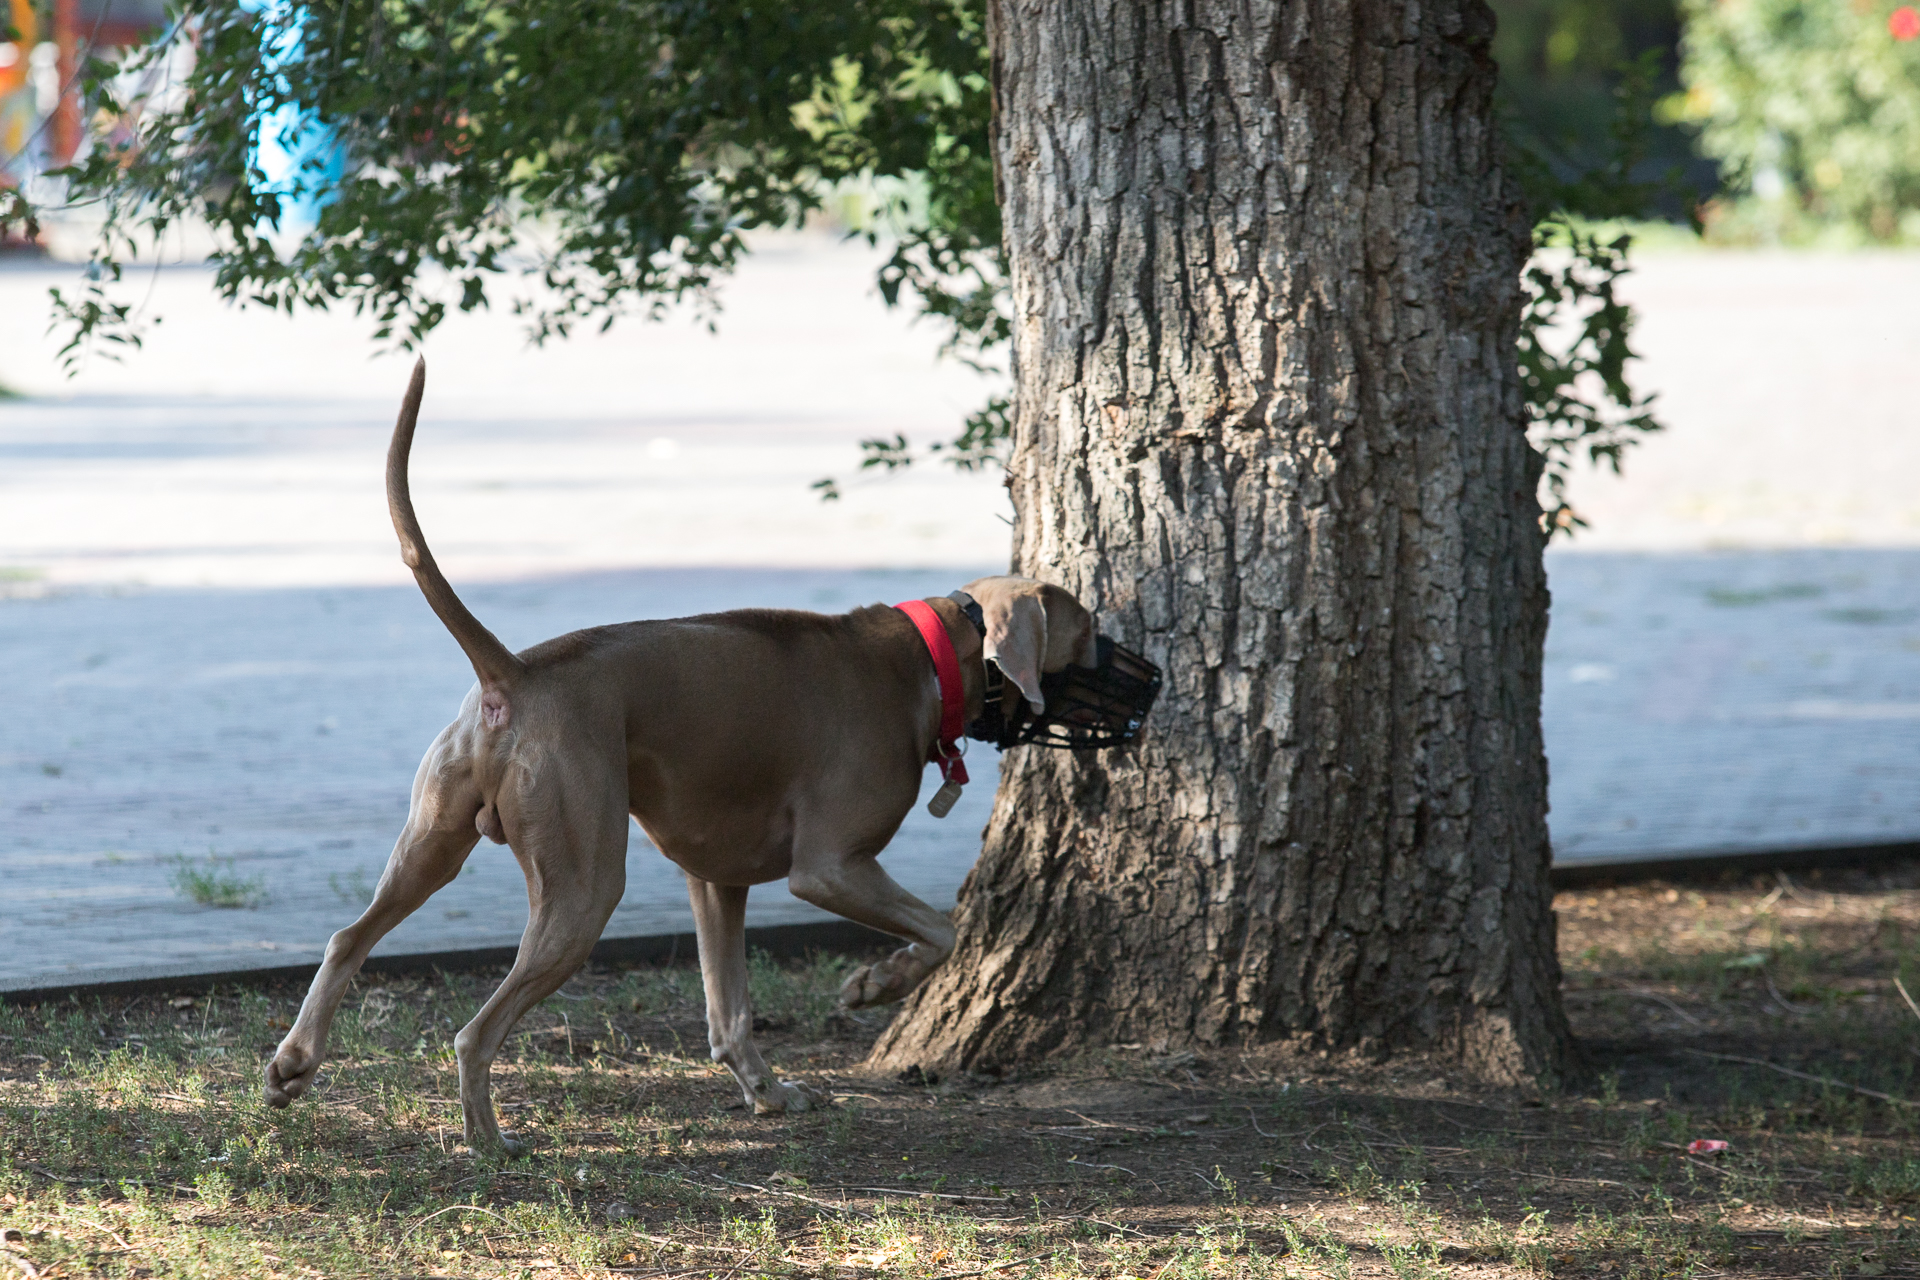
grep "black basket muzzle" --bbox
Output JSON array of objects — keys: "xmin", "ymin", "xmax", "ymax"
[{"xmin": 966, "ymin": 635, "xmax": 1163, "ymax": 750}]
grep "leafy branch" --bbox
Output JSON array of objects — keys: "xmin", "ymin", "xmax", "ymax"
[
  {"xmin": 25, "ymin": 1, "xmax": 1677, "ymax": 534},
  {"xmin": 1520, "ymin": 219, "xmax": 1659, "ymax": 534},
  {"xmin": 1509, "ymin": 50, "xmax": 1689, "ymax": 538},
  {"xmin": 46, "ymin": 0, "xmax": 992, "ymax": 362}
]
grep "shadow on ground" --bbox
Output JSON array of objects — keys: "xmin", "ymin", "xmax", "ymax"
[{"xmin": 3, "ymin": 864, "xmax": 1919, "ymax": 1277}]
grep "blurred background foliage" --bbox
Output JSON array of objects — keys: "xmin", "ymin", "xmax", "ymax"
[
  {"xmin": 1495, "ymin": 0, "xmax": 1920, "ymax": 523},
  {"xmin": 43, "ymin": 0, "xmax": 996, "ymax": 357},
  {"xmin": 1679, "ymin": 0, "xmax": 1920, "ymax": 245},
  {"xmin": 1494, "ymin": 0, "xmax": 1920, "ymax": 245},
  {"xmin": 16, "ymin": 0, "xmax": 1920, "ymax": 527},
  {"xmin": 1492, "ymin": 0, "xmax": 1718, "ymax": 221}
]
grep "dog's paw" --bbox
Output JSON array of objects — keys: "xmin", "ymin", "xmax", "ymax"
[
  {"xmin": 263, "ymin": 1043, "xmax": 319, "ymax": 1108},
  {"xmin": 461, "ymin": 1127, "xmax": 529, "ymax": 1159},
  {"xmin": 838, "ymin": 957, "xmax": 928, "ymax": 1009},
  {"xmin": 754, "ymin": 1080, "xmax": 831, "ymax": 1116}
]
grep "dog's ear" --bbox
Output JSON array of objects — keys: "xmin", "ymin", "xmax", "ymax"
[
  {"xmin": 966, "ymin": 576, "xmax": 1100, "ymax": 713},
  {"xmin": 975, "ymin": 587, "xmax": 1050, "ymax": 713},
  {"xmin": 986, "ymin": 596, "xmax": 1049, "ymax": 713}
]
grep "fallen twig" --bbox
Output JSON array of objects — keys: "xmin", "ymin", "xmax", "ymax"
[
  {"xmin": 695, "ymin": 1172, "xmax": 874, "ymax": 1220},
  {"xmin": 1763, "ymin": 971, "xmax": 1807, "ymax": 1019},
  {"xmin": 940, "ymin": 1252, "xmax": 1059, "ymax": 1279},
  {"xmin": 1531, "ymin": 1172, "xmax": 1630, "ymax": 1188},
  {"xmin": 19, "ymin": 1162, "xmax": 197, "ymax": 1196},
  {"xmin": 712, "ymin": 1239, "xmax": 769, "ymax": 1280},
  {"xmin": 1775, "ymin": 870, "xmax": 1822, "ymax": 907},
  {"xmin": 0, "ymin": 1248, "xmax": 40, "ymax": 1280},
  {"xmin": 814, "ymin": 1186, "xmax": 1009, "ymax": 1204},
  {"xmin": 1298, "ymin": 1120, "xmax": 1337, "ymax": 1152},
  {"xmin": 1432, "ymin": 1122, "xmax": 1621, "ymax": 1147},
  {"xmin": 1062, "ymin": 1110, "xmax": 1158, "ymax": 1133},
  {"xmin": 1070, "ymin": 1216, "xmax": 1153, "ymax": 1240},
  {"xmin": 1682, "ymin": 1049, "xmax": 1919, "ymax": 1108},
  {"xmin": 72, "ymin": 1218, "xmax": 134, "ymax": 1252},
  {"xmin": 1654, "ymin": 1144, "xmax": 1735, "ymax": 1178},
  {"xmin": 19, "ymin": 1161, "xmax": 93, "ymax": 1185},
  {"xmin": 1632, "ymin": 989, "xmax": 1706, "ymax": 1027},
  {"xmin": 1357, "ymin": 1141, "xmax": 1471, "ymax": 1156},
  {"xmin": 1256, "ymin": 1154, "xmax": 1316, "ymax": 1183},
  {"xmin": 1894, "ymin": 974, "xmax": 1920, "ymax": 1029},
  {"xmin": 401, "ymin": 1204, "xmax": 510, "ymax": 1240}
]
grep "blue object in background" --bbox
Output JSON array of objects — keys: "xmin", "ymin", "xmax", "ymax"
[{"xmin": 244, "ymin": 0, "xmax": 342, "ymax": 235}]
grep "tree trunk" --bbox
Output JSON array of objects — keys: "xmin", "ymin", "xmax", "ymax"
[{"xmin": 869, "ymin": 0, "xmax": 1576, "ymax": 1086}]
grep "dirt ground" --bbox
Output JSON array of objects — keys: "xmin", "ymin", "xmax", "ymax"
[{"xmin": 3, "ymin": 862, "xmax": 1919, "ymax": 1278}]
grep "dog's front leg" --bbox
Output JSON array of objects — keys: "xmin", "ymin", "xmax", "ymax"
[
  {"xmin": 687, "ymin": 878, "xmax": 828, "ymax": 1115},
  {"xmin": 788, "ymin": 855, "xmax": 956, "ymax": 1009}
]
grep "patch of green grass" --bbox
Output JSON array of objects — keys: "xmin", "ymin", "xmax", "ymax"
[
  {"xmin": 1849, "ymin": 1157, "xmax": 1920, "ymax": 1206},
  {"xmin": 746, "ymin": 948, "xmax": 855, "ymax": 1039},
  {"xmin": 1705, "ymin": 582, "xmax": 1824, "ymax": 607},
  {"xmin": 327, "ymin": 866, "xmax": 375, "ymax": 907},
  {"xmin": 7, "ymin": 877, "xmax": 1920, "ymax": 1280},
  {"xmin": 167, "ymin": 855, "xmax": 268, "ymax": 909},
  {"xmin": 1824, "ymin": 608, "xmax": 1914, "ymax": 626}
]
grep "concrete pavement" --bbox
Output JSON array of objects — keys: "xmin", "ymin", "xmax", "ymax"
[{"xmin": 4, "ymin": 236, "xmax": 1917, "ymax": 993}]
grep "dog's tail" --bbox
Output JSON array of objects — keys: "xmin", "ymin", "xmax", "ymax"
[{"xmin": 386, "ymin": 359, "xmax": 526, "ymax": 716}]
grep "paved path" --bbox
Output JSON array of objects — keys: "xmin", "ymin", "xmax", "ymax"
[
  {"xmin": 0, "ymin": 235, "xmax": 1012, "ymax": 586},
  {"xmin": 1550, "ymin": 251, "xmax": 1920, "ymax": 550},
  {"xmin": 3, "ymin": 239, "xmax": 1917, "ymax": 992},
  {"xmin": 1544, "ymin": 548, "xmax": 1920, "ymax": 862},
  {"xmin": 3, "ymin": 568, "xmax": 1001, "ymax": 989}
]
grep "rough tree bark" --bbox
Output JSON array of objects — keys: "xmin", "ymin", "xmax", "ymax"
[{"xmin": 869, "ymin": 0, "xmax": 1576, "ymax": 1085}]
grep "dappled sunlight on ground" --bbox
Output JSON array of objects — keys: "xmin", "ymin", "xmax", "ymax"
[{"xmin": 3, "ymin": 863, "xmax": 1918, "ymax": 1277}]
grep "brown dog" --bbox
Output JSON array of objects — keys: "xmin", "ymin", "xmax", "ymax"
[{"xmin": 263, "ymin": 361, "xmax": 1098, "ymax": 1153}]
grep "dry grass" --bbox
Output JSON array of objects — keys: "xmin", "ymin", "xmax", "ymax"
[{"xmin": 3, "ymin": 864, "xmax": 1920, "ymax": 1278}]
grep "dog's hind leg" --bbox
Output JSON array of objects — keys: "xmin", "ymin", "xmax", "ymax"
[
  {"xmin": 787, "ymin": 853, "xmax": 956, "ymax": 1010},
  {"xmin": 687, "ymin": 878, "xmax": 828, "ymax": 1115},
  {"xmin": 266, "ymin": 734, "xmax": 481, "ymax": 1109},
  {"xmin": 451, "ymin": 761, "xmax": 629, "ymax": 1156}
]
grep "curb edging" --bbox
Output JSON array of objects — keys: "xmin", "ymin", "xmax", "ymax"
[
  {"xmin": 0, "ymin": 918, "xmax": 893, "ymax": 1006},
  {"xmin": 10, "ymin": 843, "xmax": 1920, "ymax": 1006}
]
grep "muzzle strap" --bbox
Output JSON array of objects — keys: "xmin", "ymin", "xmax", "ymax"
[{"xmin": 893, "ymin": 600, "xmax": 970, "ymax": 787}]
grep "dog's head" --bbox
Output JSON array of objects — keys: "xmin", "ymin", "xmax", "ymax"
[{"xmin": 959, "ymin": 575, "xmax": 1099, "ymax": 714}]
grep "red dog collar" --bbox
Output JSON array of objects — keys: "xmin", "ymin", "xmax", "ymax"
[{"xmin": 894, "ymin": 599, "xmax": 969, "ymax": 787}]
